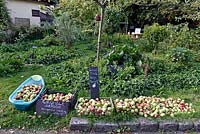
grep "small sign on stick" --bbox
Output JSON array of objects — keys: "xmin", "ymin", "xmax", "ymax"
[{"xmin": 89, "ymin": 67, "xmax": 99, "ymax": 99}]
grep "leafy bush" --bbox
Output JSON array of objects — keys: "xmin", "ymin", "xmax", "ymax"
[
  {"xmin": 0, "ymin": 0, "xmax": 10, "ymax": 29},
  {"xmin": 24, "ymin": 46, "xmax": 84, "ymax": 65},
  {"xmin": 195, "ymin": 51, "xmax": 200, "ymax": 62},
  {"xmin": 0, "ymin": 30, "xmax": 7, "ymax": 43},
  {"xmin": 44, "ymin": 43, "xmax": 145, "ymax": 97},
  {"xmin": 45, "ymin": 59, "xmax": 89, "ymax": 91},
  {"xmin": 0, "ymin": 43, "xmax": 17, "ymax": 53},
  {"xmin": 0, "ymin": 0, "xmax": 10, "ymax": 43},
  {"xmin": 137, "ymin": 23, "xmax": 199, "ymax": 54},
  {"xmin": 168, "ymin": 24, "xmax": 200, "ymax": 51},
  {"xmin": 0, "ymin": 42, "xmax": 35, "ymax": 53},
  {"xmin": 0, "ymin": 35, "xmax": 63, "ymax": 53},
  {"xmin": 134, "ymin": 38, "xmax": 152, "ymax": 52},
  {"xmin": 146, "ymin": 69, "xmax": 200, "ymax": 91},
  {"xmin": 107, "ymin": 44, "xmax": 141, "ymax": 66},
  {"xmin": 110, "ymin": 33, "xmax": 133, "ymax": 44},
  {"xmin": 55, "ymin": 12, "xmax": 81, "ymax": 48},
  {"xmin": 143, "ymin": 23, "xmax": 170, "ymax": 52},
  {"xmin": 33, "ymin": 35, "xmax": 62, "ymax": 47},
  {"xmin": 0, "ymin": 55, "xmax": 23, "ymax": 76},
  {"xmin": 167, "ymin": 47, "xmax": 194, "ymax": 63},
  {"xmin": 104, "ymin": 7, "xmax": 126, "ymax": 34},
  {"xmin": 14, "ymin": 26, "xmax": 46, "ymax": 42}
]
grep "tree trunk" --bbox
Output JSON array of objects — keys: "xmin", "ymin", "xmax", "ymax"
[{"xmin": 97, "ymin": 7, "xmax": 105, "ymax": 61}]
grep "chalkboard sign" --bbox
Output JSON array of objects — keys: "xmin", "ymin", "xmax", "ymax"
[
  {"xmin": 36, "ymin": 99, "xmax": 70, "ymax": 117},
  {"xmin": 89, "ymin": 67, "xmax": 99, "ymax": 99}
]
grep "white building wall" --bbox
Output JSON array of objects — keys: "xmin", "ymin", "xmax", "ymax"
[{"xmin": 6, "ymin": 0, "xmax": 42, "ymax": 26}]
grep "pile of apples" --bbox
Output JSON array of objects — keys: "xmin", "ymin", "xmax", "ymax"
[
  {"xmin": 15, "ymin": 84, "xmax": 42, "ymax": 102},
  {"xmin": 76, "ymin": 98, "xmax": 113, "ymax": 116},
  {"xmin": 114, "ymin": 96, "xmax": 195, "ymax": 118},
  {"xmin": 41, "ymin": 92, "xmax": 74, "ymax": 102}
]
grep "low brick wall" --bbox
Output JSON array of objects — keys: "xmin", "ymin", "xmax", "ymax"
[{"xmin": 70, "ymin": 117, "xmax": 200, "ymax": 133}]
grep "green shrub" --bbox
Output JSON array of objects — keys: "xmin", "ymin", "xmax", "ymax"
[
  {"xmin": 104, "ymin": 7, "xmax": 125, "ymax": 34},
  {"xmin": 0, "ymin": 42, "xmax": 34, "ymax": 53},
  {"xmin": 0, "ymin": 0, "xmax": 10, "ymax": 42},
  {"xmin": 103, "ymin": 33, "xmax": 133, "ymax": 45},
  {"xmin": 55, "ymin": 12, "xmax": 81, "ymax": 48},
  {"xmin": 195, "ymin": 51, "xmax": 200, "ymax": 62},
  {"xmin": 137, "ymin": 23, "xmax": 200, "ymax": 53},
  {"xmin": 40, "ymin": 35, "xmax": 62, "ymax": 46},
  {"xmin": 167, "ymin": 47, "xmax": 194, "ymax": 63},
  {"xmin": 45, "ymin": 59, "xmax": 89, "ymax": 91},
  {"xmin": 107, "ymin": 44, "xmax": 142, "ymax": 66},
  {"xmin": 14, "ymin": 26, "xmax": 46, "ymax": 42},
  {"xmin": 143, "ymin": 23, "xmax": 170, "ymax": 52},
  {"xmin": 0, "ymin": 43, "xmax": 17, "ymax": 52},
  {"xmin": 168, "ymin": 24, "xmax": 200, "ymax": 51},
  {"xmin": 0, "ymin": 30, "xmax": 6, "ymax": 43},
  {"xmin": 24, "ymin": 46, "xmax": 84, "ymax": 65},
  {"xmin": 0, "ymin": 55, "xmax": 24, "ymax": 76},
  {"xmin": 44, "ymin": 44, "xmax": 144, "ymax": 97},
  {"xmin": 146, "ymin": 70, "xmax": 200, "ymax": 91},
  {"xmin": 134, "ymin": 38, "xmax": 152, "ymax": 52}
]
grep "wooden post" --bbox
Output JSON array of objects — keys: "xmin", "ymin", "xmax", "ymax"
[
  {"xmin": 94, "ymin": 0, "xmax": 107, "ymax": 62},
  {"xmin": 97, "ymin": 7, "xmax": 105, "ymax": 61}
]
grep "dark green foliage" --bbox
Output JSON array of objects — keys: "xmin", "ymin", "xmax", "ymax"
[
  {"xmin": 0, "ymin": 0, "xmax": 10, "ymax": 43},
  {"xmin": 0, "ymin": 35, "xmax": 62, "ymax": 53},
  {"xmin": 45, "ymin": 59, "xmax": 90, "ymax": 91},
  {"xmin": 167, "ymin": 47, "xmax": 194, "ymax": 63},
  {"xmin": 0, "ymin": 55, "xmax": 23, "ymax": 76},
  {"xmin": 0, "ymin": 43, "xmax": 17, "ymax": 53},
  {"xmin": 0, "ymin": 42, "xmax": 32, "ymax": 53},
  {"xmin": 32, "ymin": 35, "xmax": 63, "ymax": 47},
  {"xmin": 136, "ymin": 24, "xmax": 200, "ymax": 55},
  {"xmin": 107, "ymin": 44, "xmax": 141, "ymax": 66},
  {"xmin": 146, "ymin": 70, "xmax": 200, "ymax": 91},
  {"xmin": 104, "ymin": 7, "xmax": 126, "ymax": 34},
  {"xmin": 142, "ymin": 23, "xmax": 170, "ymax": 52},
  {"xmin": 24, "ymin": 46, "xmax": 84, "ymax": 65},
  {"xmin": 170, "ymin": 25, "xmax": 200, "ymax": 51},
  {"xmin": 0, "ymin": 30, "xmax": 7, "ymax": 43},
  {"xmin": 45, "ymin": 44, "xmax": 144, "ymax": 97},
  {"xmin": 103, "ymin": 33, "xmax": 133, "ymax": 45},
  {"xmin": 14, "ymin": 26, "xmax": 47, "ymax": 42},
  {"xmin": 0, "ymin": 0, "xmax": 10, "ymax": 28}
]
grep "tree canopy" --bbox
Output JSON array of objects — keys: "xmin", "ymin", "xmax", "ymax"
[{"xmin": 0, "ymin": 0, "xmax": 10, "ymax": 29}]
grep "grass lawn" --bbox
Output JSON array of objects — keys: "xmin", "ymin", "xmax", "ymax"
[
  {"xmin": 1, "ymin": 69, "xmax": 200, "ymax": 130},
  {"xmin": 1, "ymin": 41, "xmax": 200, "ymax": 130}
]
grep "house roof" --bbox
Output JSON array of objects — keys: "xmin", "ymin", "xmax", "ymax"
[{"xmin": 28, "ymin": 0, "xmax": 56, "ymax": 5}]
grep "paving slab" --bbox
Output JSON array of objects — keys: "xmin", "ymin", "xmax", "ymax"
[
  {"xmin": 139, "ymin": 118, "xmax": 159, "ymax": 132},
  {"xmin": 69, "ymin": 117, "xmax": 91, "ymax": 132},
  {"xmin": 159, "ymin": 121, "xmax": 178, "ymax": 132}
]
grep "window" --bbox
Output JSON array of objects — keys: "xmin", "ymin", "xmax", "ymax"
[{"xmin": 32, "ymin": 10, "xmax": 40, "ymax": 17}]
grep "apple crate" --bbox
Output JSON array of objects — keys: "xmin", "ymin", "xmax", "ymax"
[
  {"xmin": 36, "ymin": 89, "xmax": 78, "ymax": 117},
  {"xmin": 75, "ymin": 97, "xmax": 114, "ymax": 116}
]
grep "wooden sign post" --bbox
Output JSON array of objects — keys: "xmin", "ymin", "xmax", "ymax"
[{"xmin": 89, "ymin": 67, "xmax": 99, "ymax": 99}]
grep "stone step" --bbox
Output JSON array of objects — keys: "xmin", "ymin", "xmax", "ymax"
[{"xmin": 70, "ymin": 117, "xmax": 200, "ymax": 133}]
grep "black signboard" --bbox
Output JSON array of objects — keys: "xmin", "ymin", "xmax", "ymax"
[
  {"xmin": 89, "ymin": 67, "xmax": 99, "ymax": 99},
  {"xmin": 36, "ymin": 99, "xmax": 70, "ymax": 117}
]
